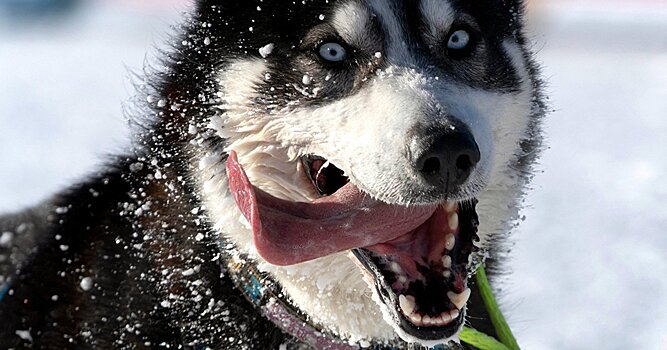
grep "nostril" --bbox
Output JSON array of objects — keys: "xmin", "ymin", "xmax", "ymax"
[
  {"xmin": 455, "ymin": 153, "xmax": 473, "ymax": 174},
  {"xmin": 421, "ymin": 157, "xmax": 441, "ymax": 175}
]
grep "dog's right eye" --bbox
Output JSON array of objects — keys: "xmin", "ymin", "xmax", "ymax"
[{"xmin": 318, "ymin": 42, "xmax": 347, "ymax": 62}]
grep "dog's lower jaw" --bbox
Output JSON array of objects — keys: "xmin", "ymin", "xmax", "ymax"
[
  {"xmin": 374, "ymin": 294, "xmax": 464, "ymax": 348},
  {"xmin": 350, "ymin": 256, "xmax": 464, "ymax": 348}
]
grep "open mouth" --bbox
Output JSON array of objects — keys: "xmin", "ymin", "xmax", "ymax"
[
  {"xmin": 226, "ymin": 150, "xmax": 480, "ymax": 340},
  {"xmin": 351, "ymin": 200, "xmax": 479, "ymax": 340}
]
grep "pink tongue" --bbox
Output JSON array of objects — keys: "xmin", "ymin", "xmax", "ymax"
[{"xmin": 226, "ymin": 151, "xmax": 436, "ymax": 266}]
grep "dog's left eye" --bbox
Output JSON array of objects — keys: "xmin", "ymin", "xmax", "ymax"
[
  {"xmin": 446, "ymin": 29, "xmax": 471, "ymax": 51},
  {"xmin": 318, "ymin": 42, "xmax": 347, "ymax": 62}
]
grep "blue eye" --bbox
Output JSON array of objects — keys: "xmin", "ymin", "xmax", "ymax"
[
  {"xmin": 318, "ymin": 42, "xmax": 347, "ymax": 62},
  {"xmin": 447, "ymin": 29, "xmax": 471, "ymax": 51}
]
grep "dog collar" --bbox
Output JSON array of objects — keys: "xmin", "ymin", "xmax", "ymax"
[
  {"xmin": 224, "ymin": 253, "xmax": 361, "ymax": 349},
  {"xmin": 222, "ymin": 249, "xmax": 439, "ymax": 350}
]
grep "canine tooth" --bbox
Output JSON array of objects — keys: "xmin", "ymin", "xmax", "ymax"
[
  {"xmin": 447, "ymin": 288, "xmax": 472, "ymax": 310},
  {"xmin": 448, "ymin": 213, "xmax": 459, "ymax": 230},
  {"xmin": 445, "ymin": 234, "xmax": 456, "ymax": 251},
  {"xmin": 445, "ymin": 201, "xmax": 457, "ymax": 213},
  {"xmin": 442, "ymin": 256, "xmax": 452, "ymax": 269},
  {"xmin": 443, "ymin": 270, "xmax": 451, "ymax": 278},
  {"xmin": 399, "ymin": 295, "xmax": 416, "ymax": 316},
  {"xmin": 397, "ymin": 275, "xmax": 407, "ymax": 284}
]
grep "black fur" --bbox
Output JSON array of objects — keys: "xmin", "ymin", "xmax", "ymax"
[{"xmin": 1, "ymin": 0, "xmax": 540, "ymax": 348}]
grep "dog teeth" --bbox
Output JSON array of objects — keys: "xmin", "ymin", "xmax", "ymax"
[
  {"xmin": 405, "ymin": 309, "xmax": 460, "ymax": 327},
  {"xmin": 440, "ymin": 311, "xmax": 453, "ymax": 324},
  {"xmin": 450, "ymin": 309, "xmax": 460, "ymax": 320},
  {"xmin": 445, "ymin": 201, "xmax": 458, "ymax": 213},
  {"xmin": 445, "ymin": 234, "xmax": 456, "ymax": 251},
  {"xmin": 442, "ymin": 255, "xmax": 452, "ymax": 269},
  {"xmin": 409, "ymin": 313, "xmax": 423, "ymax": 324},
  {"xmin": 389, "ymin": 262, "xmax": 403, "ymax": 274},
  {"xmin": 443, "ymin": 270, "xmax": 451, "ymax": 278},
  {"xmin": 448, "ymin": 212, "xmax": 459, "ymax": 230},
  {"xmin": 399, "ymin": 294, "xmax": 416, "ymax": 315},
  {"xmin": 421, "ymin": 314, "xmax": 431, "ymax": 325},
  {"xmin": 447, "ymin": 288, "xmax": 472, "ymax": 310},
  {"xmin": 398, "ymin": 293, "xmax": 463, "ymax": 327}
]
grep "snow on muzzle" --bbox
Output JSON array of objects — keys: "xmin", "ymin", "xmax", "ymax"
[{"xmin": 226, "ymin": 150, "xmax": 437, "ymax": 266}]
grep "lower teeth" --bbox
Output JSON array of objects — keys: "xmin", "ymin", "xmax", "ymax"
[
  {"xmin": 397, "ymin": 287, "xmax": 470, "ymax": 327},
  {"xmin": 447, "ymin": 288, "xmax": 472, "ymax": 310}
]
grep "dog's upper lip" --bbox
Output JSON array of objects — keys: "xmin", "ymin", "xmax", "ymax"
[{"xmin": 226, "ymin": 150, "xmax": 437, "ymax": 266}]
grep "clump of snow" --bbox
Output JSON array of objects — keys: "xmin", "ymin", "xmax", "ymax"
[
  {"xmin": 129, "ymin": 162, "xmax": 144, "ymax": 172},
  {"xmin": 16, "ymin": 223, "xmax": 29, "ymax": 234},
  {"xmin": 80, "ymin": 277, "xmax": 93, "ymax": 291},
  {"xmin": 55, "ymin": 206, "xmax": 69, "ymax": 214},
  {"xmin": 15, "ymin": 330, "xmax": 32, "ymax": 342},
  {"xmin": 0, "ymin": 232, "xmax": 13, "ymax": 247},
  {"xmin": 302, "ymin": 75, "xmax": 312, "ymax": 85},
  {"xmin": 259, "ymin": 43, "xmax": 274, "ymax": 58}
]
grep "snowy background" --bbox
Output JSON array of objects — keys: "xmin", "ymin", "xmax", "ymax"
[{"xmin": 0, "ymin": 0, "xmax": 666, "ymax": 349}]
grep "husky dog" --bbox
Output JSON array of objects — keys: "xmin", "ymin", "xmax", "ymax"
[{"xmin": 0, "ymin": 0, "xmax": 544, "ymax": 348}]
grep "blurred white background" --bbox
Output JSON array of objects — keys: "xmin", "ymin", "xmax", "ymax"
[{"xmin": 0, "ymin": 0, "xmax": 665, "ymax": 349}]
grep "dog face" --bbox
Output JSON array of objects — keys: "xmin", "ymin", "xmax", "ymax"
[{"xmin": 193, "ymin": 0, "xmax": 536, "ymax": 346}]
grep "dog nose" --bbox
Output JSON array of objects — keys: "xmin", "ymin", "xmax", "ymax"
[{"xmin": 411, "ymin": 126, "xmax": 480, "ymax": 192}]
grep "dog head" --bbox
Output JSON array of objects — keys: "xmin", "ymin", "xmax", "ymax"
[{"xmin": 189, "ymin": 0, "xmax": 540, "ymax": 346}]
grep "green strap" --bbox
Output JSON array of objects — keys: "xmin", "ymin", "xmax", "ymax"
[
  {"xmin": 460, "ymin": 327, "xmax": 511, "ymax": 350},
  {"xmin": 462, "ymin": 266, "xmax": 521, "ymax": 350}
]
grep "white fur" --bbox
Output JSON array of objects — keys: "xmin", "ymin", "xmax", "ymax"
[
  {"xmin": 332, "ymin": 2, "xmax": 375, "ymax": 51},
  {"xmin": 197, "ymin": 2, "xmax": 536, "ymax": 347},
  {"xmin": 420, "ymin": 0, "xmax": 456, "ymax": 43}
]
